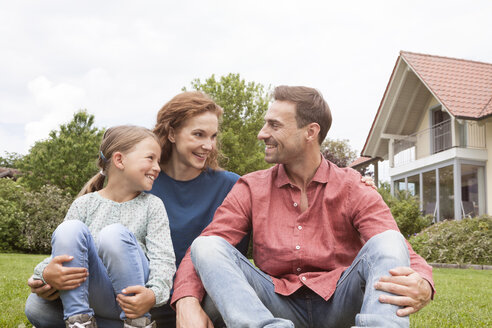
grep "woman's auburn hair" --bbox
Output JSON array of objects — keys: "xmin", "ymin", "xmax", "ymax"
[{"xmin": 153, "ymin": 91, "xmax": 224, "ymax": 171}]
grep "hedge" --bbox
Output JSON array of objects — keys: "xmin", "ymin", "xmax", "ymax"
[{"xmin": 409, "ymin": 216, "xmax": 492, "ymax": 265}]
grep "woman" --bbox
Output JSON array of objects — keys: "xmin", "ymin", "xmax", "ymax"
[{"xmin": 148, "ymin": 91, "xmax": 250, "ymax": 326}]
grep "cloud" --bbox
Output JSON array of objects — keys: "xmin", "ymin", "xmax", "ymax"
[
  {"xmin": 24, "ymin": 76, "xmax": 86, "ymax": 149},
  {"xmin": 1, "ymin": 0, "xmax": 492, "ymax": 157}
]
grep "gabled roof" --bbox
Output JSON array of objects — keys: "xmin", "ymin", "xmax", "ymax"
[
  {"xmin": 401, "ymin": 51, "xmax": 492, "ymax": 119},
  {"xmin": 349, "ymin": 156, "xmax": 373, "ymax": 168},
  {"xmin": 361, "ymin": 51, "xmax": 492, "ymax": 158}
]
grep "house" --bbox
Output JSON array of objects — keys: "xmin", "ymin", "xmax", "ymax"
[
  {"xmin": 361, "ymin": 51, "xmax": 492, "ymax": 221},
  {"xmin": 0, "ymin": 167, "xmax": 20, "ymax": 180}
]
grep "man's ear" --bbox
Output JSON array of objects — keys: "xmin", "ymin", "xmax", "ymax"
[
  {"xmin": 112, "ymin": 152, "xmax": 125, "ymax": 170},
  {"xmin": 168, "ymin": 127, "xmax": 176, "ymax": 143},
  {"xmin": 305, "ymin": 122, "xmax": 320, "ymax": 143}
]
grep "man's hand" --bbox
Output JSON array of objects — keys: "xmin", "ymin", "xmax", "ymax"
[
  {"xmin": 27, "ymin": 275, "xmax": 59, "ymax": 301},
  {"xmin": 116, "ymin": 285, "xmax": 156, "ymax": 319},
  {"xmin": 374, "ymin": 266, "xmax": 432, "ymax": 316},
  {"xmin": 176, "ymin": 296, "xmax": 214, "ymax": 328},
  {"xmin": 43, "ymin": 255, "xmax": 88, "ymax": 290}
]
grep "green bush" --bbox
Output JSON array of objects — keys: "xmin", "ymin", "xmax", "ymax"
[
  {"xmin": 0, "ymin": 179, "xmax": 72, "ymax": 253},
  {"xmin": 409, "ymin": 216, "xmax": 492, "ymax": 265},
  {"xmin": 0, "ymin": 198, "xmax": 26, "ymax": 251},
  {"xmin": 378, "ymin": 183, "xmax": 432, "ymax": 237},
  {"xmin": 22, "ymin": 184, "xmax": 72, "ymax": 253},
  {"xmin": 0, "ymin": 179, "xmax": 28, "ymax": 251}
]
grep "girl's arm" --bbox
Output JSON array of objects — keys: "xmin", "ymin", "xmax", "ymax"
[
  {"xmin": 143, "ymin": 196, "xmax": 176, "ymax": 306},
  {"xmin": 117, "ymin": 195, "xmax": 176, "ymax": 317}
]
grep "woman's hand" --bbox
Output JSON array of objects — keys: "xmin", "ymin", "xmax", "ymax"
[
  {"xmin": 361, "ymin": 176, "xmax": 377, "ymax": 190},
  {"xmin": 116, "ymin": 285, "xmax": 156, "ymax": 319},
  {"xmin": 43, "ymin": 255, "xmax": 88, "ymax": 290},
  {"xmin": 176, "ymin": 296, "xmax": 214, "ymax": 328},
  {"xmin": 27, "ymin": 275, "xmax": 59, "ymax": 301}
]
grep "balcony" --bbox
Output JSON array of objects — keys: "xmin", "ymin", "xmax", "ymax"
[{"xmin": 392, "ymin": 119, "xmax": 486, "ymax": 167}]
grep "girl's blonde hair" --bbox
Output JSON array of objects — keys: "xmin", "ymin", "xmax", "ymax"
[
  {"xmin": 77, "ymin": 125, "xmax": 160, "ymax": 197},
  {"xmin": 153, "ymin": 91, "xmax": 224, "ymax": 171}
]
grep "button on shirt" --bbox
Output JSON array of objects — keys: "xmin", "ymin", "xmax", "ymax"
[{"xmin": 171, "ymin": 158, "xmax": 434, "ymax": 304}]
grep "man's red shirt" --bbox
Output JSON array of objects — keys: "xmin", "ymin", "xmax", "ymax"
[{"xmin": 171, "ymin": 158, "xmax": 434, "ymax": 305}]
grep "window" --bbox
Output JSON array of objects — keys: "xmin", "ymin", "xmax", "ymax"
[
  {"xmin": 432, "ymin": 108, "xmax": 452, "ymax": 153},
  {"xmin": 407, "ymin": 174, "xmax": 420, "ymax": 197},
  {"xmin": 422, "ymin": 170, "xmax": 436, "ymax": 217},
  {"xmin": 438, "ymin": 165, "xmax": 454, "ymax": 220},
  {"xmin": 461, "ymin": 165, "xmax": 480, "ymax": 217}
]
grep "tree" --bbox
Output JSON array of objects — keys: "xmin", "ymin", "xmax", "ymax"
[
  {"xmin": 18, "ymin": 110, "xmax": 105, "ymax": 196},
  {"xmin": 320, "ymin": 138, "xmax": 357, "ymax": 168},
  {"xmin": 0, "ymin": 151, "xmax": 23, "ymax": 168},
  {"xmin": 185, "ymin": 73, "xmax": 272, "ymax": 175}
]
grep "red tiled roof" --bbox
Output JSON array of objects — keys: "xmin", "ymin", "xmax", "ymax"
[
  {"xmin": 349, "ymin": 156, "xmax": 373, "ymax": 168},
  {"xmin": 0, "ymin": 167, "xmax": 20, "ymax": 179},
  {"xmin": 401, "ymin": 51, "xmax": 492, "ymax": 119}
]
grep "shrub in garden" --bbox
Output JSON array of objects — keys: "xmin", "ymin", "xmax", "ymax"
[
  {"xmin": 377, "ymin": 183, "xmax": 432, "ymax": 238},
  {"xmin": 0, "ymin": 179, "xmax": 72, "ymax": 253},
  {"xmin": 0, "ymin": 179, "xmax": 28, "ymax": 251},
  {"xmin": 22, "ymin": 184, "xmax": 73, "ymax": 253},
  {"xmin": 409, "ymin": 216, "xmax": 492, "ymax": 265}
]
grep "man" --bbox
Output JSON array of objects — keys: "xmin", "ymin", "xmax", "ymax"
[{"xmin": 172, "ymin": 86, "xmax": 434, "ymax": 327}]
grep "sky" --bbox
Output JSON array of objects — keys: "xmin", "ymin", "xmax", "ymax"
[{"xmin": 1, "ymin": 0, "xmax": 491, "ymax": 163}]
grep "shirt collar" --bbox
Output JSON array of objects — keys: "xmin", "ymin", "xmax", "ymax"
[{"xmin": 275, "ymin": 154, "xmax": 330, "ymax": 188}]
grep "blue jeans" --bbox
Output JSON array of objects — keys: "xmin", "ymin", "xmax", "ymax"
[
  {"xmin": 25, "ymin": 220, "xmax": 151, "ymax": 327},
  {"xmin": 191, "ymin": 230, "xmax": 410, "ymax": 328},
  {"xmin": 25, "ymin": 296, "xmax": 222, "ymax": 328}
]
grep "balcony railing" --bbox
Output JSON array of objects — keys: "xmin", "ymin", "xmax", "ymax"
[{"xmin": 393, "ymin": 120, "xmax": 486, "ymax": 167}]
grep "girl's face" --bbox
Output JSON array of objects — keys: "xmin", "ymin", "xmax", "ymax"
[
  {"xmin": 120, "ymin": 136, "xmax": 161, "ymax": 192},
  {"xmin": 169, "ymin": 111, "xmax": 219, "ymax": 176}
]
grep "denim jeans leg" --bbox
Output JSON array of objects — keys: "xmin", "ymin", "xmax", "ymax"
[
  {"xmin": 51, "ymin": 220, "xmax": 120, "ymax": 319},
  {"xmin": 97, "ymin": 223, "xmax": 150, "ymax": 320},
  {"xmin": 25, "ymin": 293, "xmax": 65, "ymax": 328},
  {"xmin": 191, "ymin": 235, "xmax": 301, "ymax": 328},
  {"xmin": 356, "ymin": 230, "xmax": 410, "ymax": 327},
  {"xmin": 25, "ymin": 293, "xmax": 123, "ymax": 328},
  {"xmin": 313, "ymin": 230, "xmax": 410, "ymax": 328},
  {"xmin": 315, "ymin": 230, "xmax": 410, "ymax": 328}
]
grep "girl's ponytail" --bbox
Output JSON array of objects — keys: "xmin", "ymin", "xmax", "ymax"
[{"xmin": 77, "ymin": 172, "xmax": 106, "ymax": 198}]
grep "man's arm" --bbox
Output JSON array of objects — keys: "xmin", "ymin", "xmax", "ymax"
[{"xmin": 171, "ymin": 178, "xmax": 253, "ymax": 326}]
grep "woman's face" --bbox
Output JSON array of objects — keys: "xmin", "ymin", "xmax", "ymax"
[{"xmin": 169, "ymin": 111, "xmax": 219, "ymax": 175}]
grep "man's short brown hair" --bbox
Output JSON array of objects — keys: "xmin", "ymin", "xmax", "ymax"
[{"xmin": 273, "ymin": 86, "xmax": 332, "ymax": 144}]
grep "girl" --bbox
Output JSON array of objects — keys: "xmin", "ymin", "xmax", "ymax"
[{"xmin": 26, "ymin": 126, "xmax": 176, "ymax": 328}]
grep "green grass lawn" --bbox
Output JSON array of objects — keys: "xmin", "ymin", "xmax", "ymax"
[
  {"xmin": 0, "ymin": 253, "xmax": 47, "ymax": 327},
  {"xmin": 1, "ymin": 253, "xmax": 491, "ymax": 327},
  {"xmin": 410, "ymin": 268, "xmax": 491, "ymax": 327}
]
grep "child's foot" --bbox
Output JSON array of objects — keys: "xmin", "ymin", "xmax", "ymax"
[
  {"xmin": 123, "ymin": 317, "xmax": 156, "ymax": 328},
  {"xmin": 65, "ymin": 313, "xmax": 98, "ymax": 328}
]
